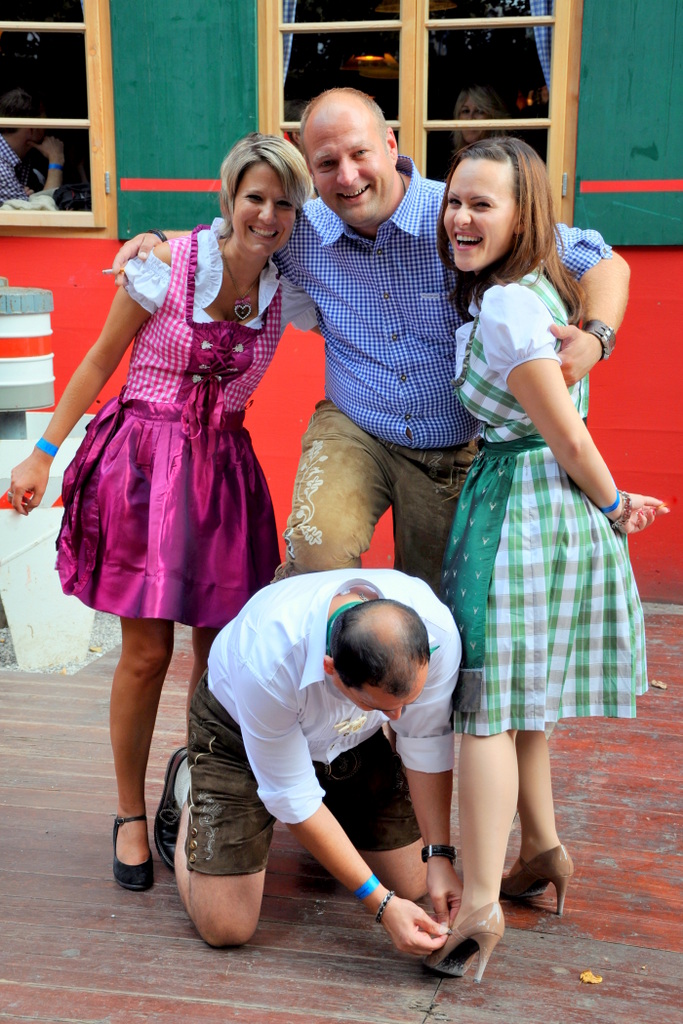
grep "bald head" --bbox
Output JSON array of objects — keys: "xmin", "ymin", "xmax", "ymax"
[
  {"xmin": 329, "ymin": 599, "xmax": 430, "ymax": 697},
  {"xmin": 298, "ymin": 88, "xmax": 404, "ymax": 239},
  {"xmin": 300, "ymin": 88, "xmax": 388, "ymax": 152}
]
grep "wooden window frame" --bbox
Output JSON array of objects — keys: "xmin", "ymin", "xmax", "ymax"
[
  {"xmin": 258, "ymin": 0, "xmax": 582, "ymax": 224},
  {"xmin": 0, "ymin": 0, "xmax": 117, "ymax": 237}
]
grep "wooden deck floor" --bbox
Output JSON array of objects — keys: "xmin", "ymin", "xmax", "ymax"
[{"xmin": 1, "ymin": 607, "xmax": 681, "ymax": 1024}]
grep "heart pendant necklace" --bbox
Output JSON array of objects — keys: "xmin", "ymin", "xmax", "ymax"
[{"xmin": 220, "ymin": 246, "xmax": 262, "ymax": 322}]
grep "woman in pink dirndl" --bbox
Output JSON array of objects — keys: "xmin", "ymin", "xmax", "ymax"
[{"xmin": 8, "ymin": 134, "xmax": 314, "ymax": 891}]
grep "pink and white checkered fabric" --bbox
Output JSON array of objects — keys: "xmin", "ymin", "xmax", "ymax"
[{"xmin": 124, "ymin": 235, "xmax": 281, "ymax": 411}]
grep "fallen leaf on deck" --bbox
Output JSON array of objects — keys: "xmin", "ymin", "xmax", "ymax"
[
  {"xmin": 89, "ymin": 645, "xmax": 103, "ymax": 653},
  {"xmin": 580, "ymin": 970, "xmax": 603, "ymax": 984},
  {"xmin": 650, "ymin": 679, "xmax": 667, "ymax": 689}
]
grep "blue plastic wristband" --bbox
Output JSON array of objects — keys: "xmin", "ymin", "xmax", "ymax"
[
  {"xmin": 48, "ymin": 163, "xmax": 64, "ymax": 170},
  {"xmin": 35, "ymin": 437, "xmax": 59, "ymax": 458},
  {"xmin": 599, "ymin": 490, "xmax": 620, "ymax": 515},
  {"xmin": 354, "ymin": 874, "xmax": 380, "ymax": 900}
]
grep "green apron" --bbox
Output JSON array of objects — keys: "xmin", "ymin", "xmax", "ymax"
[{"xmin": 442, "ymin": 434, "xmax": 548, "ymax": 711}]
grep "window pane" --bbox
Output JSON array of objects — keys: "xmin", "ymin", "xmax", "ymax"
[
  {"xmin": 427, "ymin": 26, "xmax": 550, "ymax": 125},
  {"xmin": 427, "ymin": 126, "xmax": 548, "ymax": 183},
  {"xmin": 428, "ymin": 0, "xmax": 553, "ymax": 21},
  {"xmin": 0, "ymin": 31, "xmax": 87, "ymax": 120},
  {"xmin": 3, "ymin": 1, "xmax": 84, "ymax": 22},
  {"xmin": 284, "ymin": 31, "xmax": 400, "ymax": 121},
  {"xmin": 283, "ymin": 0, "xmax": 400, "ymax": 23}
]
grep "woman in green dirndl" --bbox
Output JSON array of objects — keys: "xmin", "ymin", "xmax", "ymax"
[{"xmin": 424, "ymin": 138, "xmax": 668, "ymax": 982}]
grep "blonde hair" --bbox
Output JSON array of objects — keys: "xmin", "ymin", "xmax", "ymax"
[
  {"xmin": 452, "ymin": 85, "xmax": 509, "ymax": 154},
  {"xmin": 218, "ymin": 133, "xmax": 312, "ymax": 238},
  {"xmin": 436, "ymin": 137, "xmax": 584, "ymax": 324}
]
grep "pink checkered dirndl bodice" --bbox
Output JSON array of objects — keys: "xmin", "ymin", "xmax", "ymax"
[{"xmin": 56, "ymin": 227, "xmax": 281, "ymax": 628}]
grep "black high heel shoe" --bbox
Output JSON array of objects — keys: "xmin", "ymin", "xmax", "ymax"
[
  {"xmin": 112, "ymin": 814, "xmax": 153, "ymax": 891},
  {"xmin": 423, "ymin": 902, "xmax": 505, "ymax": 984}
]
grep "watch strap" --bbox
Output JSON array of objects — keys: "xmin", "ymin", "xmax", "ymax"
[
  {"xmin": 421, "ymin": 844, "xmax": 457, "ymax": 864},
  {"xmin": 583, "ymin": 318, "xmax": 616, "ymax": 360}
]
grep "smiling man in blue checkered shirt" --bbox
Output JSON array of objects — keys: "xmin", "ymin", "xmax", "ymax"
[{"xmin": 271, "ymin": 88, "xmax": 629, "ymax": 594}]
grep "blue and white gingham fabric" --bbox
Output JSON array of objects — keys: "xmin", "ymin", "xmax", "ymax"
[
  {"xmin": 0, "ymin": 132, "xmax": 32, "ymax": 202},
  {"xmin": 530, "ymin": 0, "xmax": 553, "ymax": 88},
  {"xmin": 275, "ymin": 156, "xmax": 612, "ymax": 450}
]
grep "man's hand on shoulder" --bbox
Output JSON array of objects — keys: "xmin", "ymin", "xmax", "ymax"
[
  {"xmin": 551, "ymin": 324, "xmax": 602, "ymax": 386},
  {"xmin": 111, "ymin": 231, "xmax": 185, "ymax": 285}
]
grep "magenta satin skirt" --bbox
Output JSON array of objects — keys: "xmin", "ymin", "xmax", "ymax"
[{"xmin": 56, "ymin": 397, "xmax": 280, "ymax": 628}]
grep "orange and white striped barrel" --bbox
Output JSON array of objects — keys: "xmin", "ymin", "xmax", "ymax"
[{"xmin": 0, "ymin": 285, "xmax": 55, "ymax": 411}]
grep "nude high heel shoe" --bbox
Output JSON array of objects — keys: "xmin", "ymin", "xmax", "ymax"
[
  {"xmin": 423, "ymin": 902, "xmax": 505, "ymax": 984},
  {"xmin": 500, "ymin": 843, "xmax": 574, "ymax": 916}
]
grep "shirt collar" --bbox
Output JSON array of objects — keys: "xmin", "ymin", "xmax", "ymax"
[{"xmin": 309, "ymin": 154, "xmax": 422, "ymax": 248}]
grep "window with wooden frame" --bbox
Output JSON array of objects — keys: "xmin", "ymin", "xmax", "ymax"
[
  {"xmin": 258, "ymin": 0, "xmax": 582, "ymax": 224},
  {"xmin": 0, "ymin": 0, "xmax": 116, "ymax": 235}
]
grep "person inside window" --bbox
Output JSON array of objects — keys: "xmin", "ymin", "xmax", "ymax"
[
  {"xmin": 451, "ymin": 85, "xmax": 509, "ymax": 156},
  {"xmin": 0, "ymin": 87, "xmax": 64, "ymax": 203}
]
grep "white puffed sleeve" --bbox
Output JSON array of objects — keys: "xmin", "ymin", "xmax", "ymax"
[
  {"xmin": 123, "ymin": 251, "xmax": 171, "ymax": 315},
  {"xmin": 478, "ymin": 283, "xmax": 561, "ymax": 382}
]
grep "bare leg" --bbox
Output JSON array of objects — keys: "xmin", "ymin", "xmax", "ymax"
[
  {"xmin": 187, "ymin": 626, "xmax": 219, "ymax": 721},
  {"xmin": 509, "ymin": 730, "xmax": 560, "ymax": 868},
  {"xmin": 174, "ymin": 804, "xmax": 265, "ymax": 946},
  {"xmin": 361, "ymin": 839, "xmax": 427, "ymax": 902},
  {"xmin": 457, "ymin": 732, "xmax": 518, "ymax": 924},
  {"xmin": 111, "ymin": 617, "xmax": 174, "ymax": 865}
]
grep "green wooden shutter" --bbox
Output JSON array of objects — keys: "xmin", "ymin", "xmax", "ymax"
[
  {"xmin": 574, "ymin": 0, "xmax": 683, "ymax": 245},
  {"xmin": 110, "ymin": 1, "xmax": 258, "ymax": 238}
]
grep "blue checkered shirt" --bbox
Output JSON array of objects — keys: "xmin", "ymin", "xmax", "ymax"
[
  {"xmin": 0, "ymin": 133, "xmax": 33, "ymax": 203},
  {"xmin": 275, "ymin": 156, "xmax": 612, "ymax": 449}
]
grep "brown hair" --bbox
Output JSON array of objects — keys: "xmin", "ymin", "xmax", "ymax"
[{"xmin": 436, "ymin": 137, "xmax": 584, "ymax": 324}]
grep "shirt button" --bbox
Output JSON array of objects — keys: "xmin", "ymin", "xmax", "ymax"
[
  {"xmin": 392, "ymin": 333, "xmax": 398, "ymax": 341},
  {"xmin": 383, "ymin": 292, "xmax": 390, "ymax": 299},
  {"xmin": 400, "ymin": 374, "xmax": 407, "ymax": 382},
  {"xmin": 376, "ymin": 248, "xmax": 383, "ymax": 255},
  {"xmin": 405, "ymin": 413, "xmax": 411, "ymax": 420}
]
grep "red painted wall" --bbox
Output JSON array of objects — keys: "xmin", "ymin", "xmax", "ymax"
[{"xmin": 1, "ymin": 237, "xmax": 680, "ymax": 601}]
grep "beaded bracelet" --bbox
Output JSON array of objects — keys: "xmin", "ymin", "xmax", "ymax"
[
  {"xmin": 354, "ymin": 874, "xmax": 380, "ymax": 900},
  {"xmin": 375, "ymin": 890, "xmax": 396, "ymax": 924},
  {"xmin": 35, "ymin": 437, "xmax": 59, "ymax": 458},
  {"xmin": 611, "ymin": 491, "xmax": 632, "ymax": 534}
]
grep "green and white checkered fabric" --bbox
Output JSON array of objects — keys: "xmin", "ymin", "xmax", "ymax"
[{"xmin": 448, "ymin": 274, "xmax": 647, "ymax": 736}]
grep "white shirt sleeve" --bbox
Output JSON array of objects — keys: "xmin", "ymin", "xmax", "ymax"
[
  {"xmin": 123, "ymin": 250, "xmax": 171, "ymax": 315},
  {"xmin": 279, "ymin": 275, "xmax": 319, "ymax": 332},
  {"xmin": 479, "ymin": 283, "xmax": 561, "ymax": 382},
  {"xmin": 392, "ymin": 618, "xmax": 460, "ymax": 773},
  {"xmin": 213, "ymin": 645, "xmax": 326, "ymax": 825}
]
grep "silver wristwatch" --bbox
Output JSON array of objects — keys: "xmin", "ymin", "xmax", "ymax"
[{"xmin": 583, "ymin": 319, "xmax": 616, "ymax": 361}]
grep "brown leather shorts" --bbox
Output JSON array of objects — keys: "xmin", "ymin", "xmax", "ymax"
[{"xmin": 185, "ymin": 673, "xmax": 421, "ymax": 875}]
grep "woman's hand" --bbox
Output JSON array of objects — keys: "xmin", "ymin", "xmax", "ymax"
[
  {"xmin": 610, "ymin": 494, "xmax": 670, "ymax": 535},
  {"xmin": 378, "ymin": 894, "xmax": 451, "ymax": 956},
  {"xmin": 8, "ymin": 448, "xmax": 53, "ymax": 515}
]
